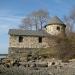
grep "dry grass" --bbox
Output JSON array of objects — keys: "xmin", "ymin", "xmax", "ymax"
[{"xmin": 0, "ymin": 64, "xmax": 75, "ymax": 75}]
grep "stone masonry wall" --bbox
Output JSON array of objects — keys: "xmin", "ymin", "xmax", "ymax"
[
  {"xmin": 9, "ymin": 35, "xmax": 49, "ymax": 48},
  {"xmin": 8, "ymin": 35, "xmax": 59, "ymax": 61},
  {"xmin": 46, "ymin": 24, "xmax": 65, "ymax": 36}
]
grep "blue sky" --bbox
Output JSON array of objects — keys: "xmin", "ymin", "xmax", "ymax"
[{"xmin": 0, "ymin": 0, "xmax": 75, "ymax": 54}]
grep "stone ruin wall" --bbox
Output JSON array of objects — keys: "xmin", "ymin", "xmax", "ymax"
[
  {"xmin": 8, "ymin": 35, "xmax": 58, "ymax": 61},
  {"xmin": 46, "ymin": 24, "xmax": 66, "ymax": 37},
  {"xmin": 9, "ymin": 35, "xmax": 49, "ymax": 48}
]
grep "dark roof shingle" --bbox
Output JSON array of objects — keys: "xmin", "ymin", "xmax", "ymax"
[
  {"xmin": 8, "ymin": 29, "xmax": 48, "ymax": 36},
  {"xmin": 45, "ymin": 16, "xmax": 66, "ymax": 27}
]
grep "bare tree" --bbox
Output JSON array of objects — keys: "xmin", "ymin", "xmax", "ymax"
[
  {"xmin": 19, "ymin": 9, "xmax": 50, "ymax": 30},
  {"xmin": 64, "ymin": 8, "xmax": 75, "ymax": 34},
  {"xmin": 64, "ymin": 16, "xmax": 74, "ymax": 33},
  {"xmin": 19, "ymin": 17, "xmax": 33, "ymax": 30},
  {"xmin": 31, "ymin": 9, "xmax": 49, "ymax": 30}
]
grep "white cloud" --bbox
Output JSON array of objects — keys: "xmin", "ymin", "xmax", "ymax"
[
  {"xmin": 0, "ymin": 14, "xmax": 24, "ymax": 35},
  {"xmin": 0, "ymin": 17, "xmax": 19, "ymax": 35},
  {"xmin": 0, "ymin": 9, "xmax": 24, "ymax": 53},
  {"xmin": 0, "ymin": 9, "xmax": 24, "ymax": 35}
]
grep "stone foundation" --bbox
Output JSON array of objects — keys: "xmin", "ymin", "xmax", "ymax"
[
  {"xmin": 8, "ymin": 47, "xmax": 41, "ymax": 61},
  {"xmin": 8, "ymin": 36, "xmax": 61, "ymax": 61}
]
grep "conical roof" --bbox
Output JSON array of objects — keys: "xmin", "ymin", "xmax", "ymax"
[{"xmin": 45, "ymin": 16, "xmax": 66, "ymax": 27}]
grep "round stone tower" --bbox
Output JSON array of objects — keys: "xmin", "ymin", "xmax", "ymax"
[{"xmin": 45, "ymin": 16, "xmax": 66, "ymax": 36}]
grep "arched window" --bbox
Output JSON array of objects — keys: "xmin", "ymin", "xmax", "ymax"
[{"xmin": 19, "ymin": 36, "xmax": 23, "ymax": 42}]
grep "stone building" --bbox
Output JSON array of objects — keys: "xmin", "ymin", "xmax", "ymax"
[{"xmin": 8, "ymin": 16, "xmax": 66, "ymax": 61}]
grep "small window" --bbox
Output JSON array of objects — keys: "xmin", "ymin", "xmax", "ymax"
[
  {"xmin": 57, "ymin": 26, "xmax": 60, "ymax": 31},
  {"xmin": 19, "ymin": 36, "xmax": 23, "ymax": 42},
  {"xmin": 39, "ymin": 37, "xmax": 42, "ymax": 43}
]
